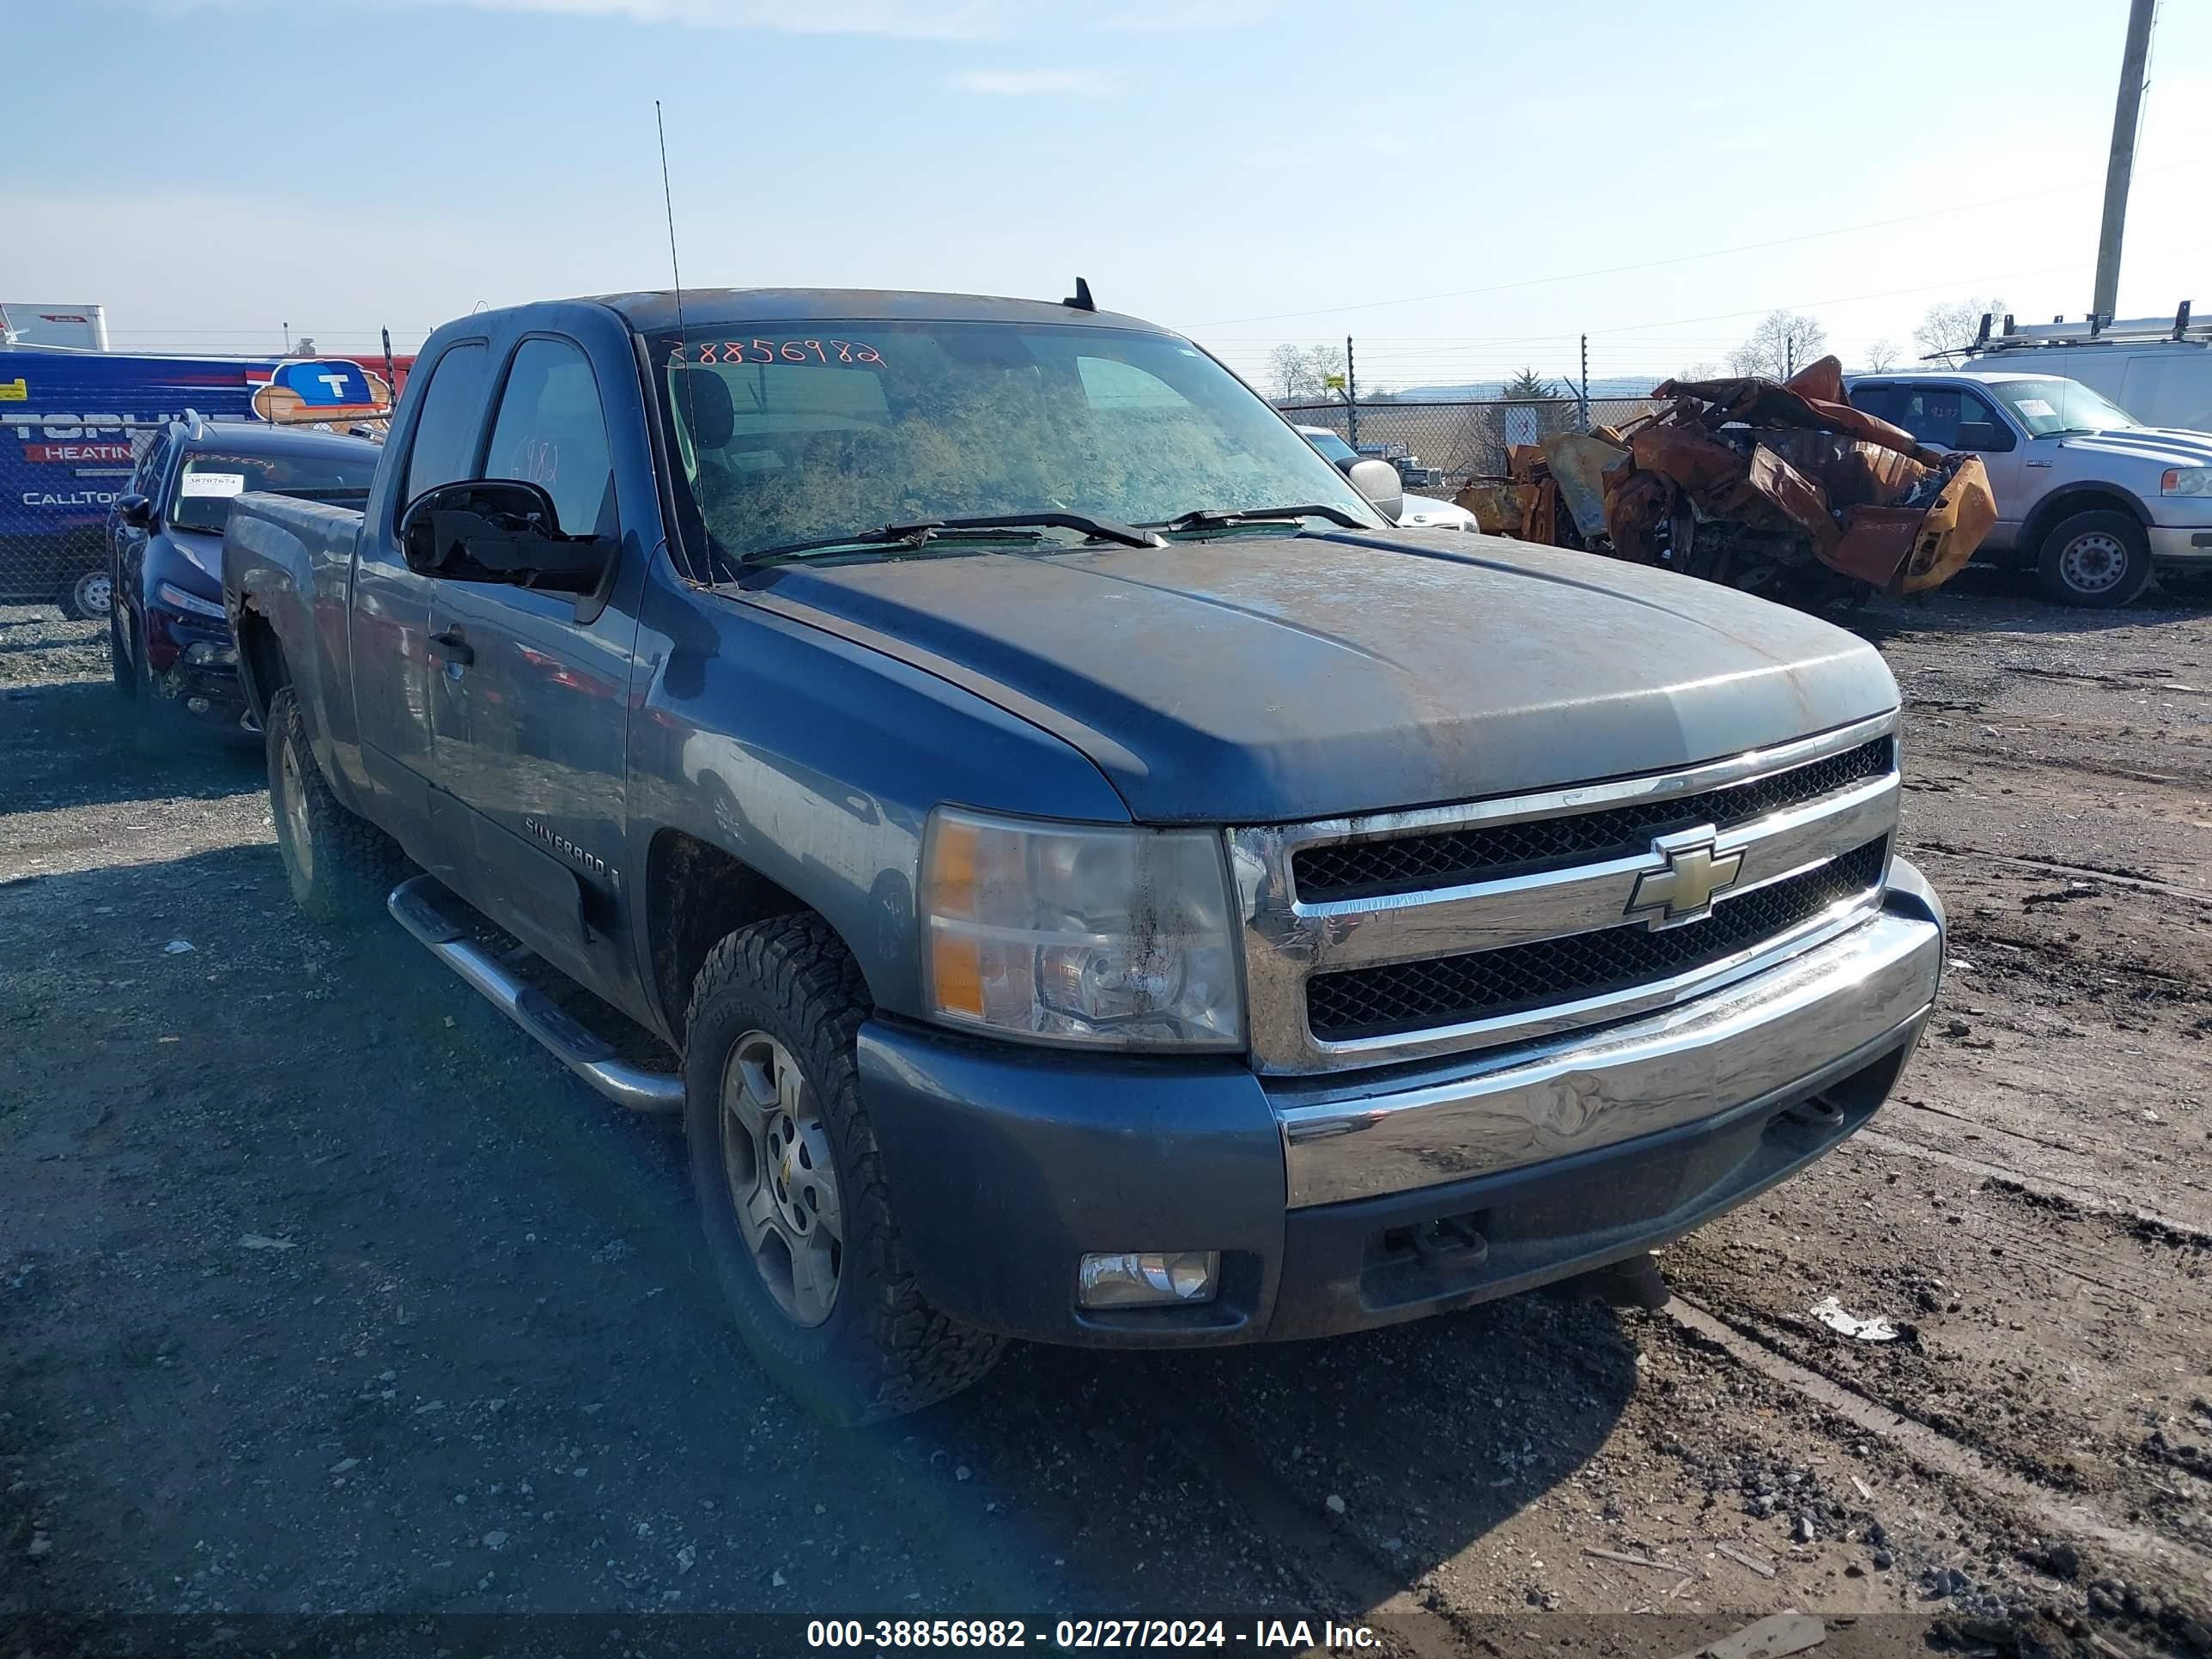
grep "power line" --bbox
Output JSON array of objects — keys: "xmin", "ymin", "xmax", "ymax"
[
  {"xmin": 1587, "ymin": 236, "xmax": 2212, "ymax": 338},
  {"xmin": 1192, "ymin": 161, "xmax": 2189, "ymax": 329}
]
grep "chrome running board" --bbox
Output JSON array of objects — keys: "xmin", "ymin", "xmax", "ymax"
[{"xmin": 387, "ymin": 874, "xmax": 684, "ymax": 1115}]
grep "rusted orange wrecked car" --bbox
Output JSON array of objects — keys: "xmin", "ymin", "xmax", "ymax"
[{"xmin": 1458, "ymin": 356, "xmax": 1998, "ymax": 605}]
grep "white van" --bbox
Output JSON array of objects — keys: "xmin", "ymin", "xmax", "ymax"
[{"xmin": 1962, "ymin": 307, "xmax": 2212, "ymax": 434}]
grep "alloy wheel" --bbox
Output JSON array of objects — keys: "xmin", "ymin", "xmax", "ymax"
[
  {"xmin": 279, "ymin": 739, "xmax": 316, "ymax": 887},
  {"xmin": 719, "ymin": 1030, "xmax": 844, "ymax": 1328}
]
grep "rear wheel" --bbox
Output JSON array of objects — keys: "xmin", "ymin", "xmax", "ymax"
[
  {"xmin": 265, "ymin": 685, "xmax": 406, "ymax": 922},
  {"xmin": 2036, "ymin": 510, "xmax": 2152, "ymax": 608},
  {"xmin": 62, "ymin": 566, "xmax": 112, "ymax": 622},
  {"xmin": 684, "ymin": 914, "xmax": 1003, "ymax": 1425}
]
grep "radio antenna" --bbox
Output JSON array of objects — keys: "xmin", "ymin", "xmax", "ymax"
[
  {"xmin": 655, "ymin": 100, "xmax": 709, "ymax": 582},
  {"xmin": 655, "ymin": 100, "xmax": 688, "ymax": 340}
]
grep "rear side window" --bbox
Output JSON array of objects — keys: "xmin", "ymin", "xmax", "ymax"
[
  {"xmin": 1850, "ymin": 384, "xmax": 1900, "ymax": 423},
  {"xmin": 483, "ymin": 338, "xmax": 617, "ymax": 538},
  {"xmin": 401, "ymin": 342, "xmax": 493, "ymax": 505}
]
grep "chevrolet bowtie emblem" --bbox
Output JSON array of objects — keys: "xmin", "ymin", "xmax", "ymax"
[{"xmin": 1625, "ymin": 830, "xmax": 1744, "ymax": 928}]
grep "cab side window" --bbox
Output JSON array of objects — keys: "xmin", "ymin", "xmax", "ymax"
[
  {"xmin": 483, "ymin": 339, "xmax": 617, "ymax": 538},
  {"xmin": 401, "ymin": 342, "xmax": 494, "ymax": 507},
  {"xmin": 1889, "ymin": 386, "xmax": 2008, "ymax": 451}
]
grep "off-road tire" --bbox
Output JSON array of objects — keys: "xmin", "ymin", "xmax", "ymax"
[
  {"xmin": 265, "ymin": 686, "xmax": 406, "ymax": 924},
  {"xmin": 2036, "ymin": 509, "xmax": 2153, "ymax": 609},
  {"xmin": 684, "ymin": 914, "xmax": 1004, "ymax": 1425}
]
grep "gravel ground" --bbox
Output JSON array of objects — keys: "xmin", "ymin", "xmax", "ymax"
[{"xmin": 3, "ymin": 574, "xmax": 2209, "ymax": 1656}]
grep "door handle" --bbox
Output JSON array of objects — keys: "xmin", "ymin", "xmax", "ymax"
[{"xmin": 428, "ymin": 629, "xmax": 475, "ymax": 666}]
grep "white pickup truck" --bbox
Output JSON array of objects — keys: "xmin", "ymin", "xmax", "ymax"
[{"xmin": 1848, "ymin": 369, "xmax": 2212, "ymax": 606}]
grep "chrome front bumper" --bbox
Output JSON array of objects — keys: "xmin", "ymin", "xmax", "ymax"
[{"xmin": 1271, "ymin": 860, "xmax": 1944, "ymax": 1208}]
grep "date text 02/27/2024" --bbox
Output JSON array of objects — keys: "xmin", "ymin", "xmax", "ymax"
[{"xmin": 805, "ymin": 1618, "xmax": 1382, "ymax": 1650}]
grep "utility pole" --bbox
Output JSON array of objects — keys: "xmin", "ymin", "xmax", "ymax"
[
  {"xmin": 2093, "ymin": 0, "xmax": 2158, "ymax": 326},
  {"xmin": 1578, "ymin": 333, "xmax": 1589, "ymax": 430},
  {"xmin": 1345, "ymin": 334, "xmax": 1358, "ymax": 447}
]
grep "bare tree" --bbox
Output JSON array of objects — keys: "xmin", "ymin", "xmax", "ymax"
[
  {"xmin": 1674, "ymin": 360, "xmax": 1724, "ymax": 384},
  {"xmin": 1912, "ymin": 296, "xmax": 2007, "ymax": 359},
  {"xmin": 1302, "ymin": 341, "xmax": 1348, "ymax": 393},
  {"xmin": 1266, "ymin": 343, "xmax": 1312, "ymax": 401},
  {"xmin": 1263, "ymin": 342, "xmax": 1350, "ymax": 402},
  {"xmin": 1728, "ymin": 311, "xmax": 1828, "ymax": 381},
  {"xmin": 1861, "ymin": 339, "xmax": 1902, "ymax": 373}
]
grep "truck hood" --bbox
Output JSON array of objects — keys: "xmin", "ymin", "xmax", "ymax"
[
  {"xmin": 733, "ymin": 530, "xmax": 1898, "ymax": 824},
  {"xmin": 1395, "ymin": 491, "xmax": 1479, "ymax": 529},
  {"xmin": 165, "ymin": 526, "xmax": 226, "ymax": 589},
  {"xmin": 2057, "ymin": 426, "xmax": 2212, "ymax": 468}
]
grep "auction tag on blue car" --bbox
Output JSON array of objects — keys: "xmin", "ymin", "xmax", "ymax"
[{"xmin": 179, "ymin": 471, "xmax": 247, "ymax": 498}]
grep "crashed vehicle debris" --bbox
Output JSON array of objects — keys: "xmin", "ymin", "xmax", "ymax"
[{"xmin": 1457, "ymin": 357, "xmax": 1999, "ymax": 605}]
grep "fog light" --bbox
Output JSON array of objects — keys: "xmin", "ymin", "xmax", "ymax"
[
  {"xmin": 1078, "ymin": 1250, "xmax": 1219, "ymax": 1310},
  {"xmin": 185, "ymin": 696, "xmax": 210, "ymax": 714},
  {"xmin": 183, "ymin": 641, "xmax": 238, "ymax": 667}
]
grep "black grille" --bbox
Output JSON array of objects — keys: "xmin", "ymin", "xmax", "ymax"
[
  {"xmin": 1306, "ymin": 838, "xmax": 1889, "ymax": 1042},
  {"xmin": 1293, "ymin": 738, "xmax": 1893, "ymax": 902}
]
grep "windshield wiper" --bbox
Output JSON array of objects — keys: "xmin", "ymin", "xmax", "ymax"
[
  {"xmin": 1152, "ymin": 503, "xmax": 1368, "ymax": 533},
  {"xmin": 738, "ymin": 512, "xmax": 1158, "ymax": 568}
]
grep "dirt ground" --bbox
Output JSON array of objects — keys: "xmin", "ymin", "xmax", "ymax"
[{"xmin": 3, "ymin": 573, "xmax": 2209, "ymax": 1657}]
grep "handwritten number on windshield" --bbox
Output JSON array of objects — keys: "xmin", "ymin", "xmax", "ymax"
[{"xmin": 672, "ymin": 341, "xmax": 884, "ymax": 367}]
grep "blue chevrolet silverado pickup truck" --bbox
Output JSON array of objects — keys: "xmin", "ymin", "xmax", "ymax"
[{"xmin": 222, "ymin": 288, "xmax": 1946, "ymax": 1424}]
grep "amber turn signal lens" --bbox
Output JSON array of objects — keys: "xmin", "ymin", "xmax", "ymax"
[{"xmin": 928, "ymin": 932, "xmax": 985, "ymax": 1018}]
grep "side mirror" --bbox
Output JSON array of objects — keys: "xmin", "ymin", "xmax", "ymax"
[
  {"xmin": 1953, "ymin": 421, "xmax": 2014, "ymax": 453},
  {"xmin": 398, "ymin": 479, "xmax": 609, "ymax": 592},
  {"xmin": 1347, "ymin": 458, "xmax": 1404, "ymax": 524},
  {"xmin": 118, "ymin": 494, "xmax": 155, "ymax": 529}
]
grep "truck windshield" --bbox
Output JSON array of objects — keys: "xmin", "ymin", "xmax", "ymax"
[
  {"xmin": 167, "ymin": 447, "xmax": 378, "ymax": 532},
  {"xmin": 650, "ymin": 320, "xmax": 1380, "ymax": 565},
  {"xmin": 1989, "ymin": 377, "xmax": 2138, "ymax": 437}
]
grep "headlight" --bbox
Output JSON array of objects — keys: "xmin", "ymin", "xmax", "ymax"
[
  {"xmin": 155, "ymin": 580, "xmax": 227, "ymax": 619},
  {"xmin": 2162, "ymin": 467, "xmax": 2212, "ymax": 497},
  {"xmin": 921, "ymin": 807, "xmax": 1243, "ymax": 1050}
]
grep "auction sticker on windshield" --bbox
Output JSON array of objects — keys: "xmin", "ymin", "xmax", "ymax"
[
  {"xmin": 179, "ymin": 472, "xmax": 247, "ymax": 498},
  {"xmin": 2014, "ymin": 398, "xmax": 2057, "ymax": 419}
]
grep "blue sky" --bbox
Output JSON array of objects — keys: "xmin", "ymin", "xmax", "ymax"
[{"xmin": 7, "ymin": 0, "xmax": 2208, "ymax": 389}]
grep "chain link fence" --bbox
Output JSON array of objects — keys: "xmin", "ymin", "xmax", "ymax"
[
  {"xmin": 2, "ymin": 351, "xmax": 282, "ymax": 617},
  {"xmin": 0, "ymin": 417, "xmax": 143, "ymax": 617},
  {"xmin": 1279, "ymin": 396, "xmax": 1664, "ymax": 493}
]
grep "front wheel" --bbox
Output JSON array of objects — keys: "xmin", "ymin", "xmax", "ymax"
[
  {"xmin": 684, "ymin": 914, "xmax": 1004, "ymax": 1425},
  {"xmin": 110, "ymin": 610, "xmax": 137, "ymax": 700},
  {"xmin": 265, "ymin": 685, "xmax": 406, "ymax": 923},
  {"xmin": 2036, "ymin": 510, "xmax": 2152, "ymax": 608}
]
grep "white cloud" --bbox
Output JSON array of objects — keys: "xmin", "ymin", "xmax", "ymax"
[{"xmin": 948, "ymin": 68, "xmax": 1100, "ymax": 95}]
